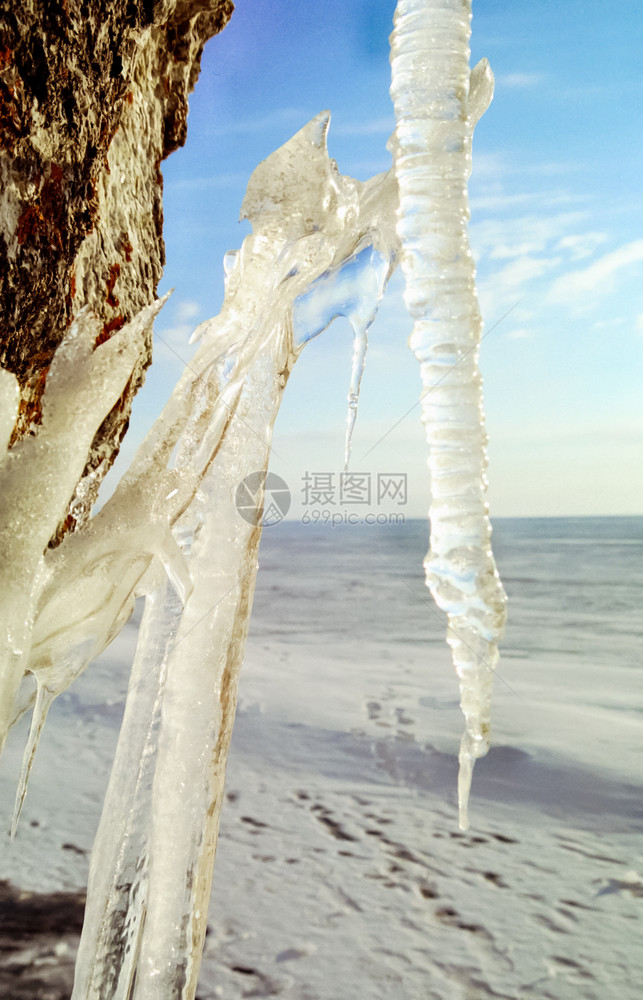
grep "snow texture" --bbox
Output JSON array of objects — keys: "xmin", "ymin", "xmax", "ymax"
[{"xmin": 390, "ymin": 0, "xmax": 507, "ymax": 829}]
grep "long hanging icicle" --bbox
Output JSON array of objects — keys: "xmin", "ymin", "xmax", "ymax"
[
  {"xmin": 70, "ymin": 114, "xmax": 399, "ymax": 1000},
  {"xmin": 292, "ymin": 240, "xmax": 391, "ymax": 469},
  {"xmin": 390, "ymin": 0, "xmax": 507, "ymax": 829}
]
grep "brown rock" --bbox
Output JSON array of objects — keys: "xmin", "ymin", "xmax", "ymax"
[
  {"xmin": 0, "ymin": 879, "xmax": 86, "ymax": 999},
  {"xmin": 0, "ymin": 0, "xmax": 234, "ymax": 536}
]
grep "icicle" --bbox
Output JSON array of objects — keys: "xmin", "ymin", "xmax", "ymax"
[
  {"xmin": 345, "ymin": 324, "xmax": 368, "ymax": 470},
  {"xmin": 10, "ymin": 520, "xmax": 194, "ymax": 832},
  {"xmin": 68, "ymin": 113, "xmax": 400, "ymax": 1000},
  {"xmin": 5, "ymin": 331, "xmax": 245, "ymax": 831},
  {"xmin": 72, "ymin": 579, "xmax": 183, "ymax": 1000},
  {"xmin": 390, "ymin": 0, "xmax": 507, "ymax": 829},
  {"xmin": 12, "ymin": 679, "xmax": 55, "ymax": 836},
  {"xmin": 292, "ymin": 241, "xmax": 391, "ymax": 468}
]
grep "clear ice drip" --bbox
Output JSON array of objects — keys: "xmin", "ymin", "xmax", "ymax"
[
  {"xmin": 293, "ymin": 242, "xmax": 391, "ymax": 467},
  {"xmin": 390, "ymin": 0, "xmax": 507, "ymax": 829}
]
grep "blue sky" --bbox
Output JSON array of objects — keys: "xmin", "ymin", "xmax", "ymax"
[{"xmin": 110, "ymin": 0, "xmax": 643, "ymax": 518}]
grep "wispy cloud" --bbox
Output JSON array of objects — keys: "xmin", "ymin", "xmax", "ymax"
[
  {"xmin": 555, "ymin": 232, "xmax": 608, "ymax": 260},
  {"xmin": 549, "ymin": 239, "xmax": 643, "ymax": 304},
  {"xmin": 473, "ymin": 210, "xmax": 615, "ymax": 321},
  {"xmin": 471, "ymin": 189, "xmax": 589, "ymax": 213},
  {"xmin": 333, "ymin": 116, "xmax": 395, "ymax": 137},
  {"xmin": 175, "ymin": 300, "xmax": 201, "ymax": 323},
  {"xmin": 153, "ymin": 323, "xmax": 199, "ymax": 370},
  {"xmin": 211, "ymin": 107, "xmax": 309, "ymax": 137},
  {"xmin": 165, "ymin": 172, "xmax": 250, "ymax": 193},
  {"xmin": 494, "ymin": 254, "xmax": 562, "ymax": 289},
  {"xmin": 472, "ymin": 152, "xmax": 581, "ymax": 182},
  {"xmin": 470, "ymin": 191, "xmax": 540, "ymax": 212},
  {"xmin": 497, "ymin": 72, "xmax": 546, "ymax": 89},
  {"xmin": 471, "ymin": 211, "xmax": 587, "ymax": 261}
]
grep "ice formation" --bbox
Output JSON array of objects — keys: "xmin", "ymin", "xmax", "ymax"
[
  {"xmin": 0, "ymin": 1, "xmax": 509, "ymax": 991},
  {"xmin": 390, "ymin": 0, "xmax": 507, "ymax": 829},
  {"xmin": 292, "ymin": 242, "xmax": 390, "ymax": 467},
  {"xmin": 0, "ymin": 299, "xmax": 165, "ymax": 766},
  {"xmin": 66, "ymin": 115, "xmax": 398, "ymax": 999},
  {"xmin": 0, "ymin": 114, "xmax": 396, "ymax": 997}
]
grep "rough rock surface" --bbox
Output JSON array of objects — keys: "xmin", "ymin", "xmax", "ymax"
[
  {"xmin": 0, "ymin": 0, "xmax": 234, "ymax": 534},
  {"xmin": 0, "ymin": 880, "xmax": 85, "ymax": 999},
  {"xmin": 0, "ymin": 879, "xmax": 216, "ymax": 999}
]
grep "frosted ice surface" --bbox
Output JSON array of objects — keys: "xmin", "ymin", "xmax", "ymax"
[
  {"xmin": 0, "ymin": 369, "xmax": 19, "ymax": 455},
  {"xmin": 390, "ymin": 0, "xmax": 507, "ymax": 829},
  {"xmin": 0, "ymin": 299, "xmax": 165, "ymax": 763}
]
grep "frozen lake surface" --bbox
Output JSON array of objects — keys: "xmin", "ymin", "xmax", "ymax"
[{"xmin": 1, "ymin": 517, "xmax": 642, "ymax": 999}]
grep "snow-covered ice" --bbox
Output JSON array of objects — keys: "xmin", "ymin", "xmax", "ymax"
[{"xmin": 2, "ymin": 518, "xmax": 641, "ymax": 999}]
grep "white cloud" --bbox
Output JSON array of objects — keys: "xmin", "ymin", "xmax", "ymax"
[
  {"xmin": 471, "ymin": 211, "xmax": 587, "ymax": 261},
  {"xmin": 470, "ymin": 214, "xmax": 626, "ymax": 320},
  {"xmin": 549, "ymin": 239, "xmax": 643, "ymax": 304},
  {"xmin": 469, "ymin": 152, "xmax": 507, "ymax": 180},
  {"xmin": 471, "ymin": 189, "xmax": 589, "ymax": 213},
  {"xmin": 213, "ymin": 107, "xmax": 308, "ymax": 137},
  {"xmin": 555, "ymin": 232, "xmax": 607, "ymax": 260},
  {"xmin": 333, "ymin": 116, "xmax": 395, "ymax": 137},
  {"xmin": 636, "ymin": 315, "xmax": 643, "ymax": 335},
  {"xmin": 470, "ymin": 191, "xmax": 540, "ymax": 212},
  {"xmin": 153, "ymin": 324, "xmax": 198, "ymax": 369},
  {"xmin": 150, "ymin": 303, "xmax": 202, "ymax": 368},
  {"xmin": 494, "ymin": 254, "xmax": 562, "ymax": 289},
  {"xmin": 497, "ymin": 72, "xmax": 546, "ymax": 89},
  {"xmin": 472, "ymin": 152, "xmax": 581, "ymax": 183},
  {"xmin": 593, "ymin": 317, "xmax": 627, "ymax": 331},
  {"xmin": 490, "ymin": 241, "xmax": 548, "ymax": 260},
  {"xmin": 468, "ymin": 194, "xmax": 633, "ymax": 339},
  {"xmin": 175, "ymin": 300, "xmax": 201, "ymax": 323}
]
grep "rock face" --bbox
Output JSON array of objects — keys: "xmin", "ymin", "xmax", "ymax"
[
  {"xmin": 0, "ymin": 0, "xmax": 234, "ymax": 534},
  {"xmin": 0, "ymin": 880, "xmax": 86, "ymax": 1000}
]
